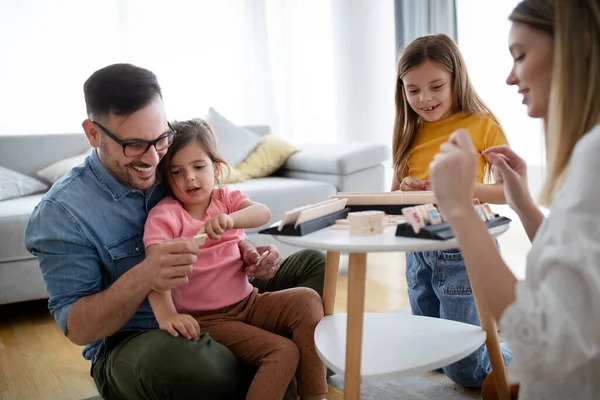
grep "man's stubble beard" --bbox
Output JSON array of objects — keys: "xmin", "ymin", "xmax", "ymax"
[{"xmin": 98, "ymin": 142, "xmax": 155, "ymax": 191}]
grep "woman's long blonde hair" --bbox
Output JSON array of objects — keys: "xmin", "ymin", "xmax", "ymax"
[
  {"xmin": 392, "ymin": 34, "xmax": 503, "ymax": 180},
  {"xmin": 540, "ymin": 0, "xmax": 600, "ymax": 205}
]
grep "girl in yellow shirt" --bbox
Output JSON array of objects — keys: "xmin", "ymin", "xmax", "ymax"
[{"xmin": 391, "ymin": 33, "xmax": 512, "ymax": 388}]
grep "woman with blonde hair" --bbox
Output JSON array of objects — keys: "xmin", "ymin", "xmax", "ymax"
[{"xmin": 429, "ymin": 0, "xmax": 600, "ymax": 398}]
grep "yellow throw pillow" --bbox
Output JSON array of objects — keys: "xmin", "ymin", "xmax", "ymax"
[
  {"xmin": 224, "ymin": 134, "xmax": 297, "ymax": 184},
  {"xmin": 223, "ymin": 166, "xmax": 246, "ymax": 184}
]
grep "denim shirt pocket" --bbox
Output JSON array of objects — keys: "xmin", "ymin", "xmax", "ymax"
[
  {"xmin": 434, "ymin": 249, "xmax": 472, "ymax": 295},
  {"xmin": 106, "ymin": 233, "xmax": 145, "ymax": 280}
]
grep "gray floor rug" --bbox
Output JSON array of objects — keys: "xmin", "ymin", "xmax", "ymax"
[{"xmin": 328, "ymin": 371, "xmax": 480, "ymax": 400}]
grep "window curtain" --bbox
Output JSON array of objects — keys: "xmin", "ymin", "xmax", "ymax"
[
  {"xmin": 0, "ymin": 0, "xmax": 396, "ymax": 149},
  {"xmin": 394, "ymin": 0, "xmax": 457, "ymax": 51}
]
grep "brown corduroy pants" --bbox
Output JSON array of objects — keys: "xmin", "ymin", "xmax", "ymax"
[{"xmin": 194, "ymin": 287, "xmax": 327, "ymax": 400}]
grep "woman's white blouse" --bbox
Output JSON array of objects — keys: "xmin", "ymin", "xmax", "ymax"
[{"xmin": 500, "ymin": 124, "xmax": 600, "ymax": 399}]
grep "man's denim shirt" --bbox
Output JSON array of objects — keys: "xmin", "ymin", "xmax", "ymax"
[{"xmin": 24, "ymin": 150, "xmax": 164, "ymax": 362}]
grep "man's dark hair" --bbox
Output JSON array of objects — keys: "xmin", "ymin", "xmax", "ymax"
[{"xmin": 83, "ymin": 63, "xmax": 162, "ymax": 120}]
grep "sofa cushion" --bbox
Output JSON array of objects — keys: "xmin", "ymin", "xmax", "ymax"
[
  {"xmin": 0, "ymin": 167, "xmax": 48, "ymax": 202},
  {"xmin": 228, "ymin": 177, "xmax": 336, "ymax": 234},
  {"xmin": 0, "ymin": 194, "xmax": 45, "ymax": 262},
  {"xmin": 205, "ymin": 107, "xmax": 264, "ymax": 168},
  {"xmin": 37, "ymin": 148, "xmax": 93, "ymax": 184},
  {"xmin": 284, "ymin": 143, "xmax": 389, "ymax": 175},
  {"xmin": 225, "ymin": 134, "xmax": 298, "ymax": 184}
]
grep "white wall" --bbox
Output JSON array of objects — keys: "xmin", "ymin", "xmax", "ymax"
[
  {"xmin": 331, "ymin": 0, "xmax": 397, "ymax": 146},
  {"xmin": 0, "ymin": 1, "xmax": 120, "ymax": 135},
  {"xmin": 456, "ymin": 0, "xmax": 545, "ymax": 197}
]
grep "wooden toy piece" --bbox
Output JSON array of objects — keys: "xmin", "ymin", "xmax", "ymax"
[
  {"xmin": 294, "ymin": 198, "xmax": 348, "ymax": 228},
  {"xmin": 331, "ymin": 218, "xmax": 350, "ymax": 230},
  {"xmin": 332, "ymin": 191, "xmax": 436, "ymax": 206},
  {"xmin": 193, "ymin": 233, "xmax": 207, "ymax": 247},
  {"xmin": 332, "ymin": 192, "xmax": 395, "ymax": 206},
  {"xmin": 474, "ymin": 205, "xmax": 487, "ymax": 221},
  {"xmin": 427, "ymin": 207, "xmax": 443, "ymax": 224},
  {"xmin": 414, "ymin": 205, "xmax": 431, "ymax": 224},
  {"xmin": 396, "ymin": 191, "xmax": 436, "ymax": 205},
  {"xmin": 481, "ymin": 203, "xmax": 496, "ymax": 220},
  {"xmin": 256, "ymin": 249, "xmax": 271, "ymax": 266},
  {"xmin": 331, "ymin": 223, "xmax": 349, "ymax": 230},
  {"xmin": 278, "ymin": 199, "xmax": 340, "ymax": 231},
  {"xmin": 401, "ymin": 206, "xmax": 425, "ymax": 233},
  {"xmin": 347, "ymin": 210, "xmax": 385, "ymax": 236},
  {"xmin": 333, "ymin": 213, "xmax": 405, "ymax": 231},
  {"xmin": 383, "ymin": 214, "xmax": 406, "ymax": 226}
]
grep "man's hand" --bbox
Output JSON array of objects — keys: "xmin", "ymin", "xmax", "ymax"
[
  {"xmin": 242, "ymin": 244, "xmax": 282, "ymax": 280},
  {"xmin": 141, "ymin": 239, "xmax": 197, "ymax": 292},
  {"xmin": 201, "ymin": 214, "xmax": 234, "ymax": 239},
  {"xmin": 400, "ymin": 177, "xmax": 430, "ymax": 191},
  {"xmin": 158, "ymin": 313, "xmax": 201, "ymax": 341}
]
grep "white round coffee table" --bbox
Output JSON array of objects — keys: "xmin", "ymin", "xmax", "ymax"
[{"xmin": 270, "ymin": 223, "xmax": 510, "ymax": 400}]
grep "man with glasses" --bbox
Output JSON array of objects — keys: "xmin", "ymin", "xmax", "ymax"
[{"xmin": 24, "ymin": 63, "xmax": 327, "ymax": 400}]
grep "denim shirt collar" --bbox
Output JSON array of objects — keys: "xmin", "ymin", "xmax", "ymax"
[
  {"xmin": 88, "ymin": 149, "xmax": 132, "ymax": 201},
  {"xmin": 88, "ymin": 149, "xmax": 162, "ymax": 206}
]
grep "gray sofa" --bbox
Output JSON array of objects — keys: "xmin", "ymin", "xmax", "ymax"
[{"xmin": 0, "ymin": 126, "xmax": 389, "ymax": 305}]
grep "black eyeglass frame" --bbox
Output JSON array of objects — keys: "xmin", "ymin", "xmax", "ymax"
[{"xmin": 91, "ymin": 120, "xmax": 176, "ymax": 157}]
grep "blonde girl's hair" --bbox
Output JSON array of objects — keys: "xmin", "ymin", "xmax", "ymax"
[
  {"xmin": 393, "ymin": 33, "xmax": 505, "ymax": 182},
  {"xmin": 509, "ymin": 0, "xmax": 554, "ymax": 37},
  {"xmin": 159, "ymin": 118, "xmax": 231, "ymax": 195},
  {"xmin": 540, "ymin": 0, "xmax": 600, "ymax": 205}
]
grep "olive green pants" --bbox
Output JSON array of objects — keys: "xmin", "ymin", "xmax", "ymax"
[{"xmin": 91, "ymin": 249, "xmax": 326, "ymax": 400}]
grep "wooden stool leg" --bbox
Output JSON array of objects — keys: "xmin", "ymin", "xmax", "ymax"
[
  {"xmin": 323, "ymin": 251, "xmax": 341, "ymax": 316},
  {"xmin": 471, "ymin": 285, "xmax": 511, "ymax": 400},
  {"xmin": 345, "ymin": 252, "xmax": 367, "ymax": 400}
]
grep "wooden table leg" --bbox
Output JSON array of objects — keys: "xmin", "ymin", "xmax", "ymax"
[
  {"xmin": 471, "ymin": 285, "xmax": 511, "ymax": 400},
  {"xmin": 323, "ymin": 251, "xmax": 341, "ymax": 316},
  {"xmin": 345, "ymin": 252, "xmax": 367, "ymax": 400}
]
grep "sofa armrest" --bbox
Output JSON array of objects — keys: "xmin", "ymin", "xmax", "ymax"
[{"xmin": 282, "ymin": 142, "xmax": 389, "ymax": 175}]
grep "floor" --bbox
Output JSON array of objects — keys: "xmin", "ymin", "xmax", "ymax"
[{"xmin": 0, "ymin": 212, "xmax": 529, "ymax": 400}]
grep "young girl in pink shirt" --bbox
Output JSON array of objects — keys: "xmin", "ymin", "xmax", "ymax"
[{"xmin": 143, "ymin": 118, "xmax": 327, "ymax": 400}]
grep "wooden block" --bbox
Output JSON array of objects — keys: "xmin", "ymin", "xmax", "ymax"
[
  {"xmin": 482, "ymin": 203, "xmax": 495, "ymax": 220},
  {"xmin": 392, "ymin": 191, "xmax": 436, "ymax": 205},
  {"xmin": 333, "ymin": 191, "xmax": 436, "ymax": 206},
  {"xmin": 256, "ymin": 250, "xmax": 270, "ymax": 266},
  {"xmin": 294, "ymin": 198, "xmax": 348, "ymax": 227},
  {"xmin": 331, "ymin": 223, "xmax": 349, "ymax": 230},
  {"xmin": 278, "ymin": 199, "xmax": 340, "ymax": 231},
  {"xmin": 193, "ymin": 233, "xmax": 207, "ymax": 247},
  {"xmin": 347, "ymin": 210, "xmax": 385, "ymax": 236}
]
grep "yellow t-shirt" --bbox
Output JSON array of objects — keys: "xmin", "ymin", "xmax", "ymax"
[{"xmin": 404, "ymin": 111, "xmax": 508, "ymax": 183}]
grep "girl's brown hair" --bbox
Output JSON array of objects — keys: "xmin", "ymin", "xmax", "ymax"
[
  {"xmin": 393, "ymin": 33, "xmax": 504, "ymax": 181},
  {"xmin": 159, "ymin": 118, "xmax": 230, "ymax": 194}
]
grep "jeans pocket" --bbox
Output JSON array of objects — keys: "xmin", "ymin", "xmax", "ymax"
[
  {"xmin": 434, "ymin": 249, "xmax": 472, "ymax": 295},
  {"xmin": 405, "ymin": 252, "xmax": 419, "ymax": 289}
]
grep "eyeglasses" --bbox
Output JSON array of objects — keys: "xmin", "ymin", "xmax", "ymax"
[{"xmin": 92, "ymin": 120, "xmax": 176, "ymax": 158}]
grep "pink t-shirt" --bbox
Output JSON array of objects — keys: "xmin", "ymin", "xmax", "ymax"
[{"xmin": 143, "ymin": 186, "xmax": 254, "ymax": 313}]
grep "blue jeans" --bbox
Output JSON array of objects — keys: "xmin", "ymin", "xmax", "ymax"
[{"xmin": 405, "ymin": 246, "xmax": 513, "ymax": 388}]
